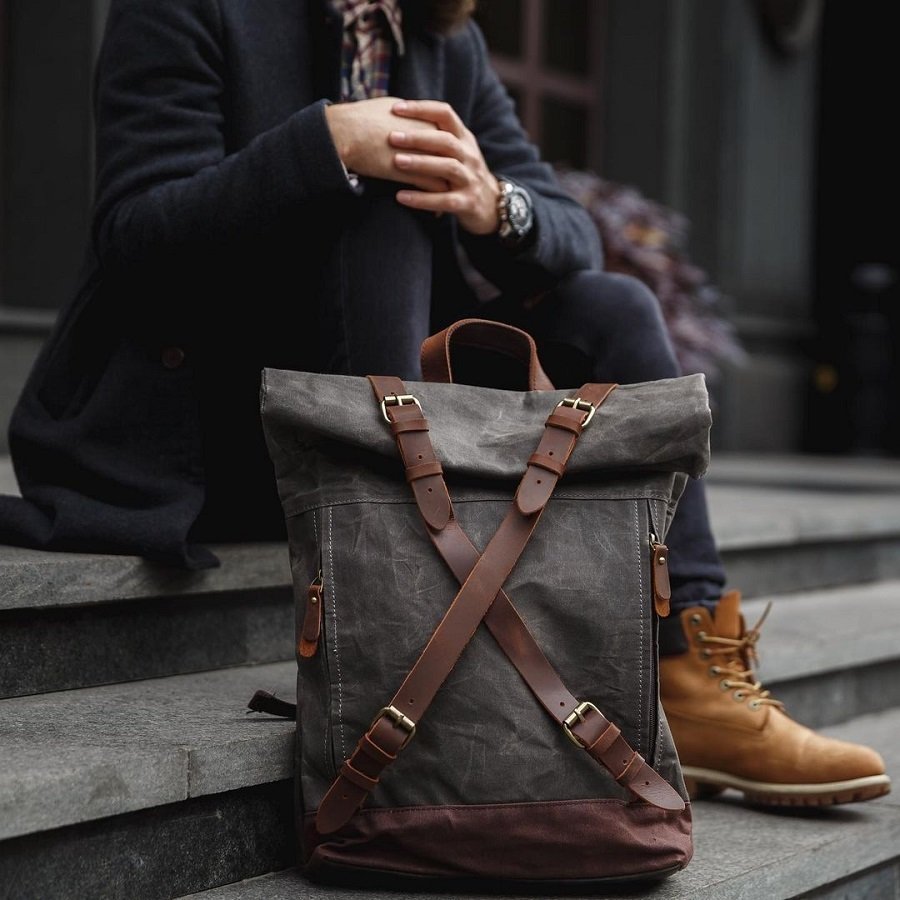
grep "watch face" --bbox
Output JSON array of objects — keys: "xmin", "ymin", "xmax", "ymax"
[
  {"xmin": 506, "ymin": 186, "xmax": 533, "ymax": 237},
  {"xmin": 509, "ymin": 193, "xmax": 529, "ymax": 227}
]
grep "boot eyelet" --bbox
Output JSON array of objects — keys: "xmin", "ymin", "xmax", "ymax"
[
  {"xmin": 733, "ymin": 691, "xmax": 746, "ymax": 702},
  {"xmin": 700, "ymin": 649, "xmax": 712, "ymax": 659},
  {"xmin": 690, "ymin": 614, "xmax": 702, "ymax": 626},
  {"xmin": 719, "ymin": 679, "xmax": 731, "ymax": 691},
  {"xmin": 708, "ymin": 666, "xmax": 721, "ymax": 677},
  {"xmin": 697, "ymin": 631, "xmax": 707, "ymax": 641},
  {"xmin": 748, "ymin": 700, "xmax": 761, "ymax": 711}
]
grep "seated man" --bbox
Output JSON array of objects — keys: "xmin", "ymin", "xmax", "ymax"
[{"xmin": 0, "ymin": 0, "xmax": 888, "ymax": 805}]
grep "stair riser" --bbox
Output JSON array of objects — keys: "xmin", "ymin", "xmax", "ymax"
[
  {"xmin": 798, "ymin": 860, "xmax": 899, "ymax": 899},
  {"xmin": 768, "ymin": 659, "xmax": 900, "ymax": 730},
  {"xmin": 0, "ymin": 781, "xmax": 295, "ymax": 900},
  {"xmin": 721, "ymin": 538, "xmax": 900, "ymax": 598},
  {"xmin": 0, "ymin": 588, "xmax": 293, "ymax": 698}
]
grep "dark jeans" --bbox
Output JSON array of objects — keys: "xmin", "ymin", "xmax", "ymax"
[
  {"xmin": 339, "ymin": 265, "xmax": 727, "ymax": 614},
  {"xmin": 482, "ymin": 270, "xmax": 727, "ymax": 614}
]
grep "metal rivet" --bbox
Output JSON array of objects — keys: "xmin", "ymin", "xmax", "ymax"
[{"xmin": 690, "ymin": 614, "xmax": 702, "ymax": 625}]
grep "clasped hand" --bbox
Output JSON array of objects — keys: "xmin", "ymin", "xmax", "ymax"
[{"xmin": 324, "ymin": 96, "xmax": 501, "ymax": 235}]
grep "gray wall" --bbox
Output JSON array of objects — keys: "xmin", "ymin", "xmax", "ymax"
[{"xmin": 603, "ymin": 0, "xmax": 819, "ymax": 451}]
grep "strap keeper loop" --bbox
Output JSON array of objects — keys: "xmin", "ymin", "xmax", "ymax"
[
  {"xmin": 405, "ymin": 461, "xmax": 443, "ymax": 483},
  {"xmin": 390, "ymin": 417, "xmax": 429, "ymax": 435},
  {"xmin": 587, "ymin": 722, "xmax": 621, "ymax": 756},
  {"xmin": 546, "ymin": 412, "xmax": 583, "ymax": 435},
  {"xmin": 358, "ymin": 733, "xmax": 397, "ymax": 767},
  {"xmin": 527, "ymin": 452, "xmax": 566, "ymax": 477},
  {"xmin": 340, "ymin": 760, "xmax": 380, "ymax": 792},
  {"xmin": 615, "ymin": 751, "xmax": 645, "ymax": 784}
]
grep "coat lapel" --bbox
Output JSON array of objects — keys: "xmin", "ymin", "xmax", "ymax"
[{"xmin": 392, "ymin": 28, "xmax": 446, "ymax": 101}]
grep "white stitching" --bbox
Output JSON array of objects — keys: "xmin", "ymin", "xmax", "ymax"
[
  {"xmin": 328, "ymin": 506, "xmax": 346, "ymax": 758},
  {"xmin": 313, "ymin": 510, "xmax": 329, "ymax": 772},
  {"xmin": 634, "ymin": 498, "xmax": 644, "ymax": 759},
  {"xmin": 283, "ymin": 491, "xmax": 676, "ymax": 520}
]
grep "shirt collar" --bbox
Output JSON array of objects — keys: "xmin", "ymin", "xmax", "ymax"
[{"xmin": 331, "ymin": 0, "xmax": 405, "ymax": 56}]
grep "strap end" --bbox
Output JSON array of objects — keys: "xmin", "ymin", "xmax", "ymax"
[{"xmin": 626, "ymin": 764, "xmax": 686, "ymax": 811}]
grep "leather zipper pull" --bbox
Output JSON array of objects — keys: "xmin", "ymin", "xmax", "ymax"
[
  {"xmin": 299, "ymin": 573, "xmax": 323, "ymax": 658},
  {"xmin": 650, "ymin": 535, "xmax": 671, "ymax": 617}
]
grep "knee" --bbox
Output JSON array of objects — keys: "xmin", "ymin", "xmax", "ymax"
[{"xmin": 552, "ymin": 270, "xmax": 668, "ymax": 339}]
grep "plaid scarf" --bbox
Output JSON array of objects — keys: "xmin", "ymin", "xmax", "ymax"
[{"xmin": 332, "ymin": 0, "xmax": 405, "ymax": 101}]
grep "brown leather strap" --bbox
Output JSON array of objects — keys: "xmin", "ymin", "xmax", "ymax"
[
  {"xmin": 246, "ymin": 690, "xmax": 296, "ymax": 719},
  {"xmin": 315, "ymin": 380, "xmax": 612, "ymax": 834},
  {"xmin": 369, "ymin": 376, "xmax": 685, "ymax": 813},
  {"xmin": 420, "ymin": 318, "xmax": 555, "ymax": 391}
]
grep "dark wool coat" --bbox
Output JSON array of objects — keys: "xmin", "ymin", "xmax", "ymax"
[{"xmin": 0, "ymin": 0, "xmax": 602, "ymax": 568}]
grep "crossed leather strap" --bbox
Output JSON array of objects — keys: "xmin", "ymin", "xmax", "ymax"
[{"xmin": 315, "ymin": 376, "xmax": 685, "ymax": 834}]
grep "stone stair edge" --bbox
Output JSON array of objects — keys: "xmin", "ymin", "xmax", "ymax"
[
  {"xmin": 0, "ymin": 661, "xmax": 296, "ymax": 842},
  {"xmin": 0, "ymin": 542, "xmax": 292, "ymax": 611},
  {"xmin": 4, "ymin": 483, "xmax": 900, "ymax": 610},
  {"xmin": 3, "ymin": 620, "xmax": 900, "ymax": 844},
  {"xmin": 706, "ymin": 452, "xmax": 900, "ymax": 491},
  {"xmin": 739, "ymin": 581, "xmax": 900, "ymax": 682}
]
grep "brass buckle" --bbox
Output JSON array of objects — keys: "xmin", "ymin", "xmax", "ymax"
[
  {"xmin": 556, "ymin": 397, "xmax": 596, "ymax": 427},
  {"xmin": 370, "ymin": 705, "xmax": 417, "ymax": 749},
  {"xmin": 381, "ymin": 394, "xmax": 422, "ymax": 423},
  {"xmin": 562, "ymin": 700, "xmax": 600, "ymax": 747}
]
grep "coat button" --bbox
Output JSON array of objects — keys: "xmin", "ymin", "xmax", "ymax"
[{"xmin": 161, "ymin": 346, "xmax": 185, "ymax": 369}]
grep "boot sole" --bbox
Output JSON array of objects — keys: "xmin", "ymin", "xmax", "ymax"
[{"xmin": 682, "ymin": 766, "xmax": 891, "ymax": 807}]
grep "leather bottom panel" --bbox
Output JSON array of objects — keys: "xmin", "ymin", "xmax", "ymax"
[
  {"xmin": 309, "ymin": 861, "xmax": 685, "ymax": 894},
  {"xmin": 303, "ymin": 798, "xmax": 693, "ymax": 883}
]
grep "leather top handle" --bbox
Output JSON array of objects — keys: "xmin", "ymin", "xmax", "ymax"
[{"xmin": 421, "ymin": 319, "xmax": 555, "ymax": 391}]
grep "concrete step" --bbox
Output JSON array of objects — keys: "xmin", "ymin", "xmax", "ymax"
[
  {"xmin": 0, "ymin": 543, "xmax": 293, "ymax": 698},
  {"xmin": 0, "ymin": 663, "xmax": 297, "ymax": 899},
  {"xmin": 742, "ymin": 581, "xmax": 900, "ymax": 728},
  {"xmin": 175, "ymin": 707, "xmax": 900, "ymax": 900},
  {"xmin": 1, "ymin": 547, "xmax": 898, "ymax": 715},
  {"xmin": 3, "ymin": 454, "xmax": 900, "ymax": 697},
  {"xmin": 708, "ymin": 452, "xmax": 900, "ymax": 492},
  {"xmin": 0, "ymin": 663, "xmax": 295, "ymax": 844},
  {"xmin": 709, "ymin": 482, "xmax": 900, "ymax": 598},
  {"xmin": 2, "ymin": 583, "xmax": 893, "ymax": 843}
]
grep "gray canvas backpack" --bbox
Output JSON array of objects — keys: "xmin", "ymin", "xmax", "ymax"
[{"xmin": 254, "ymin": 320, "xmax": 710, "ymax": 889}]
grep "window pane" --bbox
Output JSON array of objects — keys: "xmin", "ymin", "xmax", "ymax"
[
  {"xmin": 540, "ymin": 98, "xmax": 588, "ymax": 168},
  {"xmin": 543, "ymin": 0, "xmax": 590, "ymax": 76},
  {"xmin": 474, "ymin": 0, "xmax": 522, "ymax": 58}
]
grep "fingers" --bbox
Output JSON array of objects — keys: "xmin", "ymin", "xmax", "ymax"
[
  {"xmin": 392, "ymin": 100, "xmax": 466, "ymax": 138},
  {"xmin": 405, "ymin": 173, "xmax": 452, "ymax": 192},
  {"xmin": 389, "ymin": 129, "xmax": 467, "ymax": 161},
  {"xmin": 396, "ymin": 188, "xmax": 472, "ymax": 215},
  {"xmin": 394, "ymin": 153, "xmax": 470, "ymax": 187}
]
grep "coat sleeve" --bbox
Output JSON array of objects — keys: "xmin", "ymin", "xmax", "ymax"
[
  {"xmin": 455, "ymin": 21, "xmax": 603, "ymax": 296},
  {"xmin": 92, "ymin": 0, "xmax": 357, "ymax": 267}
]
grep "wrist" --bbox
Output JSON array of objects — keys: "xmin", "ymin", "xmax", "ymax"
[{"xmin": 324, "ymin": 102, "xmax": 354, "ymax": 168}]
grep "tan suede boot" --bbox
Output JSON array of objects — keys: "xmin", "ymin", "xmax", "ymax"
[{"xmin": 660, "ymin": 591, "xmax": 891, "ymax": 806}]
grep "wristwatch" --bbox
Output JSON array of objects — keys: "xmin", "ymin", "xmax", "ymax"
[{"xmin": 496, "ymin": 178, "xmax": 534, "ymax": 247}]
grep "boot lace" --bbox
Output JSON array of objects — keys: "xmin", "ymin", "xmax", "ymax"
[{"xmin": 698, "ymin": 601, "xmax": 785, "ymax": 710}]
